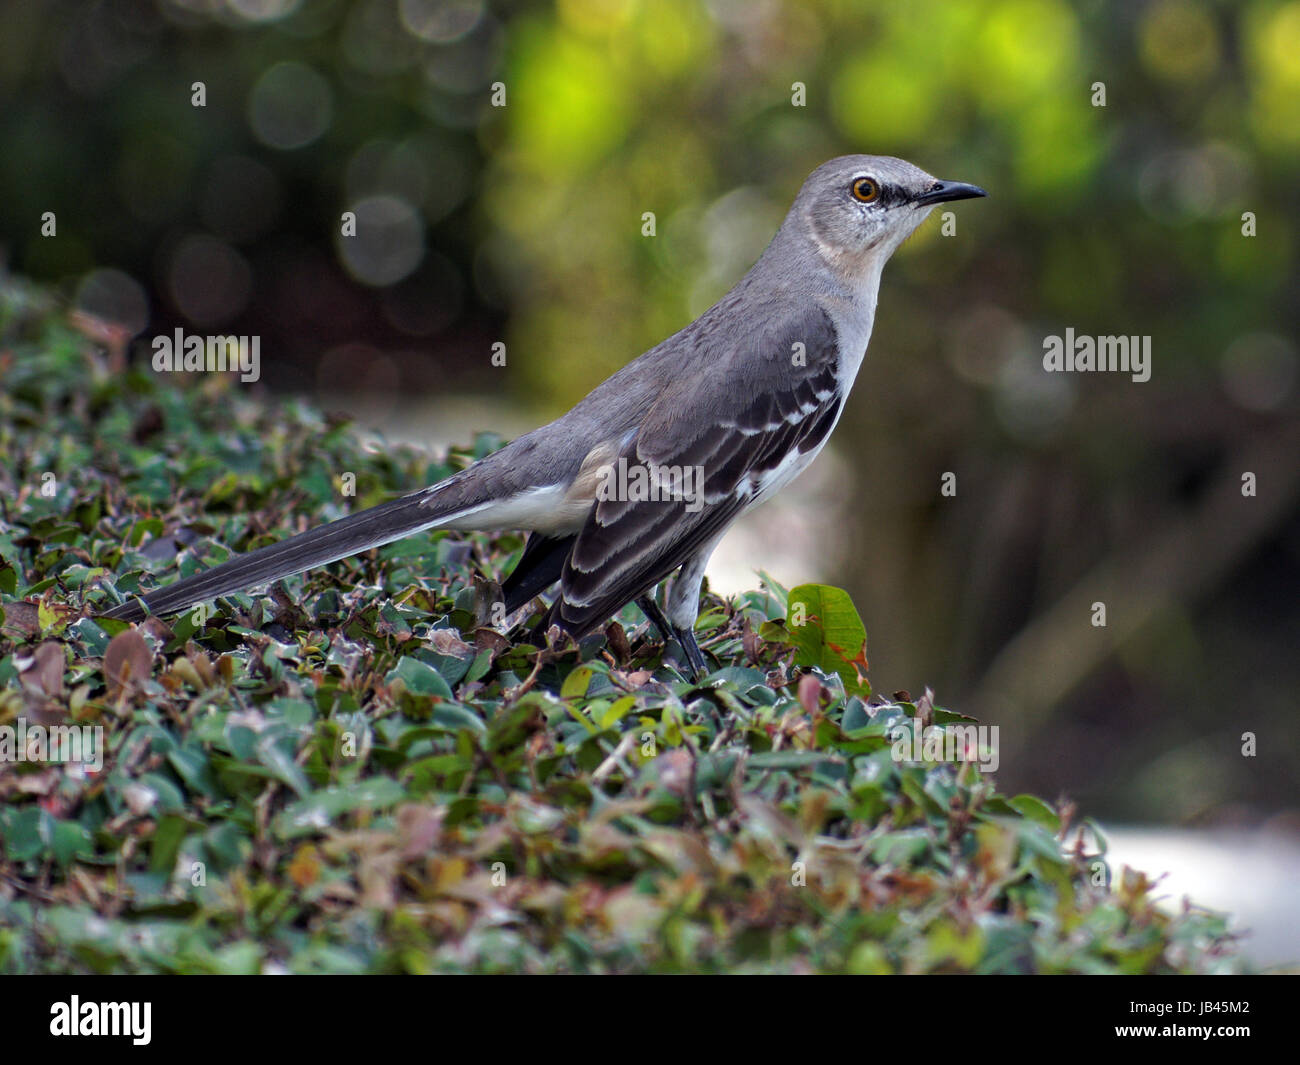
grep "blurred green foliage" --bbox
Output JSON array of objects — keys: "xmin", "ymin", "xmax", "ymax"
[{"xmin": 485, "ymin": 0, "xmax": 1297, "ymax": 407}]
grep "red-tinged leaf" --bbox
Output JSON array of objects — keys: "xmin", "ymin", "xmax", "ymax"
[
  {"xmin": 104, "ymin": 627, "xmax": 153, "ymax": 698},
  {"xmin": 797, "ymin": 673, "xmax": 822, "ymax": 714},
  {"xmin": 17, "ymin": 641, "xmax": 66, "ymax": 698}
]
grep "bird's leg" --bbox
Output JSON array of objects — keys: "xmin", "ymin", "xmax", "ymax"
[
  {"xmin": 636, "ymin": 595, "xmax": 707, "ymax": 679},
  {"xmin": 674, "ymin": 626, "xmax": 708, "ymax": 679},
  {"xmin": 635, "ymin": 594, "xmax": 673, "ymax": 641}
]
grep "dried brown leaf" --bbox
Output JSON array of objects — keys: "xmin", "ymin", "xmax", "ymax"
[
  {"xmin": 18, "ymin": 641, "xmax": 66, "ymax": 698},
  {"xmin": 104, "ymin": 628, "xmax": 153, "ymax": 698}
]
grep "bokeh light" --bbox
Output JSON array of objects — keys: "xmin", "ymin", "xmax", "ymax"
[
  {"xmin": 336, "ymin": 195, "xmax": 425, "ymax": 286},
  {"xmin": 166, "ymin": 234, "xmax": 252, "ymax": 325},
  {"xmin": 75, "ymin": 267, "xmax": 150, "ymax": 337},
  {"xmin": 248, "ymin": 61, "xmax": 333, "ymax": 150},
  {"xmin": 400, "ymin": 0, "xmax": 485, "ymax": 45},
  {"xmin": 1220, "ymin": 331, "xmax": 1298, "ymax": 411}
]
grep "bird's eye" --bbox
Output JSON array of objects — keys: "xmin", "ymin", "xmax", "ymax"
[{"xmin": 851, "ymin": 177, "xmax": 880, "ymax": 203}]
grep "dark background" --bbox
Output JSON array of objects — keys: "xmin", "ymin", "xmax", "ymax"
[{"xmin": 1, "ymin": 0, "xmax": 1297, "ymax": 827}]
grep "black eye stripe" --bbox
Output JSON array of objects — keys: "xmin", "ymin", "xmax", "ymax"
[{"xmin": 848, "ymin": 178, "xmax": 912, "ymax": 208}]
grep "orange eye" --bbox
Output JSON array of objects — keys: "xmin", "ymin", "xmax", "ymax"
[{"xmin": 851, "ymin": 177, "xmax": 880, "ymax": 203}]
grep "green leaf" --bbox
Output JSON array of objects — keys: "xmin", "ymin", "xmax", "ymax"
[
  {"xmin": 599, "ymin": 696, "xmax": 638, "ymax": 729},
  {"xmin": 138, "ymin": 771, "xmax": 187, "ymax": 813},
  {"xmin": 785, "ymin": 584, "xmax": 870, "ymax": 698},
  {"xmin": 756, "ymin": 570, "xmax": 789, "ymax": 610},
  {"xmin": 1010, "ymin": 795, "xmax": 1060, "ymax": 832},
  {"xmin": 386, "ymin": 656, "xmax": 453, "ymax": 699},
  {"xmin": 561, "ymin": 665, "xmax": 594, "ymax": 699},
  {"xmin": 149, "ymin": 815, "xmax": 191, "ymax": 874},
  {"xmin": 273, "ymin": 779, "xmax": 407, "ymax": 840},
  {"xmin": 846, "ymin": 941, "xmax": 892, "ymax": 975},
  {"xmin": 4, "ymin": 808, "xmax": 48, "ymax": 861},
  {"xmin": 255, "ymin": 729, "xmax": 312, "ymax": 796},
  {"xmin": 842, "ymin": 697, "xmax": 872, "ymax": 732},
  {"xmin": 68, "ymin": 617, "xmax": 112, "ymax": 656},
  {"xmin": 464, "ymin": 649, "xmax": 494, "ymax": 685},
  {"xmin": 51, "ymin": 820, "xmax": 94, "ymax": 867},
  {"xmin": 746, "ymin": 751, "xmax": 840, "ymax": 769},
  {"xmin": 429, "ymin": 702, "xmax": 488, "ymax": 736}
]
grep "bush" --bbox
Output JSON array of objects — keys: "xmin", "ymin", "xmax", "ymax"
[{"xmin": 0, "ymin": 281, "xmax": 1239, "ymax": 973}]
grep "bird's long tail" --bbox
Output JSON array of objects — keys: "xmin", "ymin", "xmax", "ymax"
[{"xmin": 101, "ymin": 488, "xmax": 452, "ymax": 622}]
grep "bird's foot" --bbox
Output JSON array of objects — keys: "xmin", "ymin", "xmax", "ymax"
[
  {"xmin": 635, "ymin": 595, "xmax": 708, "ymax": 680},
  {"xmin": 674, "ymin": 626, "xmax": 709, "ymax": 680}
]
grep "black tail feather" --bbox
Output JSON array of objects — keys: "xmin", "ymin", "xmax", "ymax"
[
  {"xmin": 500, "ymin": 533, "xmax": 574, "ymax": 614},
  {"xmin": 102, "ymin": 489, "xmax": 445, "ymax": 622}
]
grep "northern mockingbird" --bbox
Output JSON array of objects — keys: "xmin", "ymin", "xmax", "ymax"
[{"xmin": 103, "ymin": 155, "xmax": 986, "ymax": 675}]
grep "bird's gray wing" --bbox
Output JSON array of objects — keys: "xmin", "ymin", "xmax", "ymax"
[{"xmin": 553, "ymin": 303, "xmax": 843, "ymax": 637}]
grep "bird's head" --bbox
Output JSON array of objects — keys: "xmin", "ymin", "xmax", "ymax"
[{"xmin": 792, "ymin": 154, "xmax": 986, "ymax": 275}]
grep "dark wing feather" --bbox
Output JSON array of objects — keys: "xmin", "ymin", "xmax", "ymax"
[
  {"xmin": 552, "ymin": 304, "xmax": 843, "ymax": 638},
  {"xmin": 500, "ymin": 532, "xmax": 576, "ymax": 613}
]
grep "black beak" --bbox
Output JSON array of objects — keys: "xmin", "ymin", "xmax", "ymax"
[{"xmin": 915, "ymin": 180, "xmax": 988, "ymax": 206}]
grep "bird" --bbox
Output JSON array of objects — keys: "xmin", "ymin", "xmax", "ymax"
[{"xmin": 101, "ymin": 155, "xmax": 986, "ymax": 676}]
